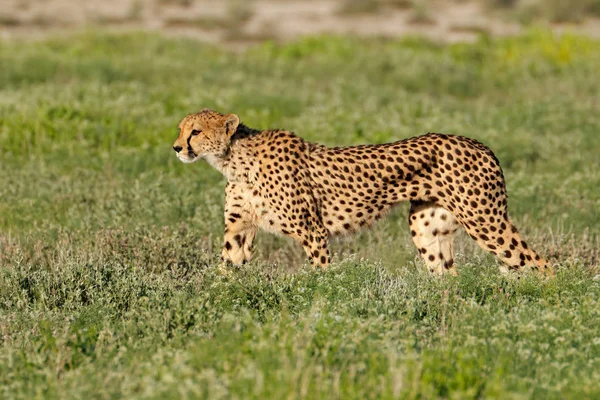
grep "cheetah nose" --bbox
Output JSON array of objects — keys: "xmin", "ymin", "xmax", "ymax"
[{"xmin": 173, "ymin": 145, "xmax": 183, "ymax": 153}]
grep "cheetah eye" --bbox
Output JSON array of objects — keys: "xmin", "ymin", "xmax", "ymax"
[{"xmin": 191, "ymin": 129, "xmax": 202, "ymax": 136}]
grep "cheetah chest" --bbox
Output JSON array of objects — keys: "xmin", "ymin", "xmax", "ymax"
[{"xmin": 230, "ymin": 182, "xmax": 289, "ymax": 235}]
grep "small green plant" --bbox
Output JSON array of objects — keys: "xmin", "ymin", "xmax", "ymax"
[
  {"xmin": 382, "ymin": 0, "xmax": 414, "ymax": 9},
  {"xmin": 227, "ymin": 0, "xmax": 255, "ymax": 22},
  {"xmin": 485, "ymin": 0, "xmax": 519, "ymax": 7},
  {"xmin": 127, "ymin": 0, "xmax": 144, "ymax": 21},
  {"xmin": 484, "ymin": 0, "xmax": 600, "ymax": 23},
  {"xmin": 0, "ymin": 13, "xmax": 21, "ymax": 26},
  {"xmin": 337, "ymin": 0, "xmax": 382, "ymax": 15},
  {"xmin": 157, "ymin": 0, "xmax": 194, "ymax": 6},
  {"xmin": 408, "ymin": 0, "xmax": 436, "ymax": 24}
]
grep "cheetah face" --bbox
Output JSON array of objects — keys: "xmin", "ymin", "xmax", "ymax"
[{"xmin": 173, "ymin": 109, "xmax": 240, "ymax": 164}]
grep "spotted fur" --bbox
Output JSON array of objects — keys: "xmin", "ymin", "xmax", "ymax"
[{"xmin": 173, "ymin": 109, "xmax": 551, "ymax": 275}]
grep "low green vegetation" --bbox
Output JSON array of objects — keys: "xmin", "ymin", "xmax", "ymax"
[
  {"xmin": 484, "ymin": 0, "xmax": 600, "ymax": 23},
  {"xmin": 0, "ymin": 30, "xmax": 599, "ymax": 398},
  {"xmin": 337, "ymin": 0, "xmax": 600, "ymax": 24}
]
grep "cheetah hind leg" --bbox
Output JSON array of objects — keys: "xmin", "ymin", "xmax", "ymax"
[{"xmin": 409, "ymin": 201, "xmax": 460, "ymax": 275}]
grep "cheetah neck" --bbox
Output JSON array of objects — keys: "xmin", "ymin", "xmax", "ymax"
[
  {"xmin": 204, "ymin": 153, "xmax": 228, "ymax": 174},
  {"xmin": 231, "ymin": 123, "xmax": 261, "ymax": 141},
  {"xmin": 207, "ymin": 125, "xmax": 262, "ymax": 182}
]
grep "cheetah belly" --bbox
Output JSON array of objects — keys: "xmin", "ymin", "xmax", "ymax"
[
  {"xmin": 256, "ymin": 207, "xmax": 287, "ymax": 234},
  {"xmin": 318, "ymin": 181, "xmax": 399, "ymax": 235},
  {"xmin": 238, "ymin": 183, "xmax": 290, "ymax": 235}
]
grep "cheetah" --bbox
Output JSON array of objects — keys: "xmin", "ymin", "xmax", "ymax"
[{"xmin": 172, "ymin": 109, "xmax": 551, "ymax": 275}]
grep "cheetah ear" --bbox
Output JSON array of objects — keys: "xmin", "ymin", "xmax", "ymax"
[{"xmin": 223, "ymin": 114, "xmax": 240, "ymax": 137}]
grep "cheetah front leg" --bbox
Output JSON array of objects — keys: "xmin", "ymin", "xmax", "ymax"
[
  {"xmin": 221, "ymin": 183, "xmax": 258, "ymax": 266},
  {"xmin": 285, "ymin": 205, "xmax": 330, "ymax": 267},
  {"xmin": 222, "ymin": 225, "xmax": 258, "ymax": 265},
  {"xmin": 294, "ymin": 224, "xmax": 331, "ymax": 268}
]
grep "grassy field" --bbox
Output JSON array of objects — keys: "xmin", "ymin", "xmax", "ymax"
[{"xmin": 1, "ymin": 30, "xmax": 599, "ymax": 398}]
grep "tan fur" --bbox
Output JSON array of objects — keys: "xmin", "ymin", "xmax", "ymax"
[{"xmin": 173, "ymin": 109, "xmax": 551, "ymax": 275}]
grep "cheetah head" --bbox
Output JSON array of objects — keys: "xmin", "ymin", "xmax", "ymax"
[{"xmin": 172, "ymin": 108, "xmax": 240, "ymax": 164}]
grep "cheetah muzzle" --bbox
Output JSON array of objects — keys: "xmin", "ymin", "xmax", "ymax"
[{"xmin": 172, "ymin": 108, "xmax": 552, "ymax": 276}]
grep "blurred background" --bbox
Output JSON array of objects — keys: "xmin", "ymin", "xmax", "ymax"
[
  {"xmin": 2, "ymin": 0, "xmax": 600, "ymax": 45},
  {"xmin": 2, "ymin": 1, "xmax": 600, "ymax": 398}
]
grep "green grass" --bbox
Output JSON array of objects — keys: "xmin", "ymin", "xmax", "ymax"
[{"xmin": 0, "ymin": 30, "xmax": 599, "ymax": 398}]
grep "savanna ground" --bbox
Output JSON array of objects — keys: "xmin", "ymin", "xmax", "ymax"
[
  {"xmin": 1, "ymin": 30, "xmax": 600, "ymax": 398},
  {"xmin": 3, "ymin": 0, "xmax": 600, "ymax": 46}
]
